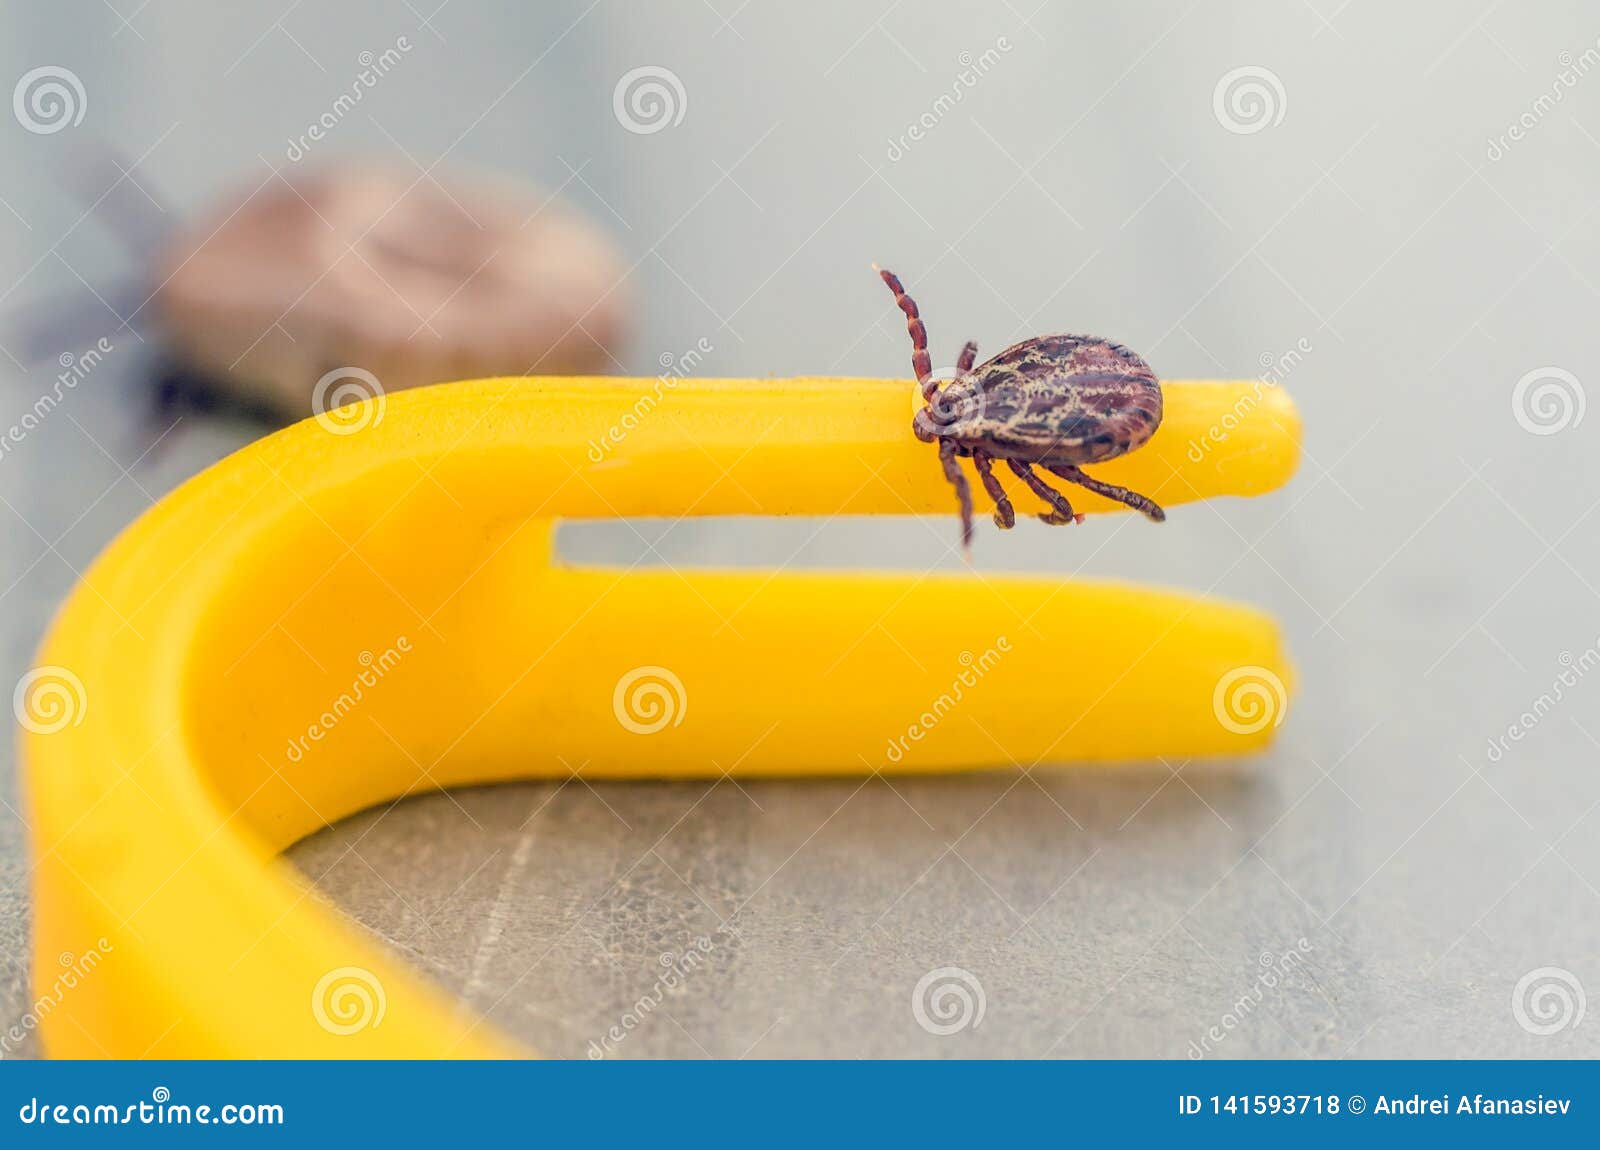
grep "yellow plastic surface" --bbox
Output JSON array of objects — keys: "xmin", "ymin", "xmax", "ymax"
[{"xmin": 20, "ymin": 375, "xmax": 1300, "ymax": 1057}]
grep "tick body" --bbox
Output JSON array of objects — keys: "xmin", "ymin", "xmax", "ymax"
[{"xmin": 876, "ymin": 265, "xmax": 1166, "ymax": 548}]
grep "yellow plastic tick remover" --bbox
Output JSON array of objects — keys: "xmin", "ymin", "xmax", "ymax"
[{"xmin": 20, "ymin": 372, "xmax": 1299, "ymax": 1056}]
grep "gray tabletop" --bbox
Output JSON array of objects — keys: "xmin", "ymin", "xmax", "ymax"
[{"xmin": 3, "ymin": 1, "xmax": 1599, "ymax": 1058}]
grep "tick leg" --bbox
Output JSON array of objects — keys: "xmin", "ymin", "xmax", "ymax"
[
  {"xmin": 972, "ymin": 451, "xmax": 1014, "ymax": 529},
  {"xmin": 875, "ymin": 266, "xmax": 934, "ymax": 397},
  {"xmin": 938, "ymin": 438, "xmax": 976, "ymax": 549},
  {"xmin": 1005, "ymin": 460, "xmax": 1079, "ymax": 526},
  {"xmin": 1048, "ymin": 465, "xmax": 1167, "ymax": 522},
  {"xmin": 956, "ymin": 339, "xmax": 978, "ymax": 376}
]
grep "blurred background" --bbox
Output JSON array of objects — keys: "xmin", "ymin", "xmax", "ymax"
[{"xmin": 3, "ymin": 1, "xmax": 1599, "ymax": 1057}]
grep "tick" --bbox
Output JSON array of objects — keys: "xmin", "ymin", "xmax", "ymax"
[{"xmin": 876, "ymin": 265, "xmax": 1167, "ymax": 549}]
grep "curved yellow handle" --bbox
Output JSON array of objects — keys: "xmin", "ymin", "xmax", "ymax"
[{"xmin": 20, "ymin": 376, "xmax": 1299, "ymax": 1057}]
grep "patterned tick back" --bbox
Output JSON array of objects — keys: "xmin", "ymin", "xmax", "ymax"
[{"xmin": 877, "ymin": 267, "xmax": 1167, "ymax": 550}]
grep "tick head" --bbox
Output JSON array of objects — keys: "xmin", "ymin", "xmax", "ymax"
[{"xmin": 917, "ymin": 377, "xmax": 985, "ymax": 441}]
